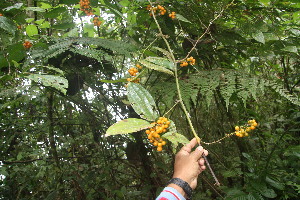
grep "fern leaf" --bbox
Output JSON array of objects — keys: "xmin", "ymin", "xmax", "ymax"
[
  {"xmin": 219, "ymin": 71, "xmax": 236, "ymax": 110},
  {"xmin": 266, "ymin": 80, "xmax": 300, "ymax": 106}
]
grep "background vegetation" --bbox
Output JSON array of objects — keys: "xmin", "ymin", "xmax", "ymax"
[{"xmin": 0, "ymin": 0, "xmax": 299, "ymax": 199}]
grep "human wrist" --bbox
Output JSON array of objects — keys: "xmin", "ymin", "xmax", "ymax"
[
  {"xmin": 167, "ymin": 178, "xmax": 193, "ymax": 199},
  {"xmin": 167, "ymin": 183, "xmax": 188, "ymax": 198}
]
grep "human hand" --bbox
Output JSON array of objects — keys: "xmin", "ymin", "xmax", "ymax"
[{"xmin": 172, "ymin": 138, "xmax": 208, "ymax": 190}]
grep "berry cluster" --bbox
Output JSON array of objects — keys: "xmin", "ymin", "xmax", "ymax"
[
  {"xmin": 169, "ymin": 12, "xmax": 176, "ymax": 19},
  {"xmin": 147, "ymin": 5, "xmax": 166, "ymax": 16},
  {"xmin": 79, "ymin": 0, "xmax": 93, "ymax": 16},
  {"xmin": 145, "ymin": 117, "xmax": 169, "ymax": 151},
  {"xmin": 180, "ymin": 56, "xmax": 196, "ymax": 67},
  {"xmin": 93, "ymin": 17, "xmax": 102, "ymax": 27},
  {"xmin": 127, "ymin": 64, "xmax": 142, "ymax": 83},
  {"xmin": 23, "ymin": 41, "xmax": 32, "ymax": 49},
  {"xmin": 235, "ymin": 119, "xmax": 258, "ymax": 137}
]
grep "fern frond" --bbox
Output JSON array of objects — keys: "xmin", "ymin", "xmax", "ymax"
[
  {"xmin": 25, "ymin": 37, "xmax": 137, "ymax": 67},
  {"xmin": 264, "ymin": 80, "xmax": 300, "ymax": 106}
]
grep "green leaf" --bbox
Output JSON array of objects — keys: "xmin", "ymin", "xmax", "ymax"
[
  {"xmin": 0, "ymin": 16, "xmax": 16, "ymax": 35},
  {"xmin": 26, "ymin": 74, "xmax": 68, "ymax": 94},
  {"xmin": 105, "ymin": 118, "xmax": 154, "ymax": 136},
  {"xmin": 282, "ymin": 46, "xmax": 298, "ymax": 53},
  {"xmin": 119, "ymin": 0, "xmax": 130, "ymax": 7},
  {"xmin": 7, "ymin": 43, "xmax": 26, "ymax": 63},
  {"xmin": 152, "ymin": 47, "xmax": 173, "ymax": 61},
  {"xmin": 252, "ymin": 31, "xmax": 265, "ymax": 44},
  {"xmin": 39, "ymin": 21, "xmax": 50, "ymax": 29},
  {"xmin": 45, "ymin": 190, "xmax": 58, "ymax": 200},
  {"xmin": 0, "ymin": 166, "xmax": 9, "ymax": 176},
  {"xmin": 162, "ymin": 132, "xmax": 189, "ymax": 149},
  {"xmin": 52, "ymin": 22, "xmax": 75, "ymax": 30},
  {"xmin": 40, "ymin": 3, "xmax": 52, "ymax": 9},
  {"xmin": 260, "ymin": 188, "xmax": 277, "ymax": 198},
  {"xmin": 59, "ymin": 0, "xmax": 78, "ymax": 5},
  {"xmin": 25, "ymin": 18, "xmax": 35, "ymax": 23},
  {"xmin": 145, "ymin": 57, "xmax": 175, "ymax": 71},
  {"xmin": 266, "ymin": 176, "xmax": 285, "ymax": 190},
  {"xmin": 259, "ymin": 0, "xmax": 270, "ymax": 6},
  {"xmin": 26, "ymin": 25, "xmax": 38, "ymax": 37},
  {"xmin": 176, "ymin": 14, "xmax": 192, "ymax": 23},
  {"xmin": 99, "ymin": 79, "xmax": 126, "ymax": 83},
  {"xmin": 127, "ymin": 83, "xmax": 158, "ymax": 121},
  {"xmin": 4, "ymin": 3, "xmax": 23, "ymax": 11},
  {"xmin": 139, "ymin": 58, "xmax": 174, "ymax": 76},
  {"xmin": 43, "ymin": 66, "xmax": 64, "ymax": 75},
  {"xmin": 35, "ymin": 19, "xmax": 45, "ymax": 25},
  {"xmin": 26, "ymin": 7, "xmax": 46, "ymax": 12},
  {"xmin": 44, "ymin": 7, "xmax": 67, "ymax": 18}
]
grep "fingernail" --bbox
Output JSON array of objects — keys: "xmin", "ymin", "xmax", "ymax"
[
  {"xmin": 197, "ymin": 146, "xmax": 203, "ymax": 151},
  {"xmin": 204, "ymin": 150, "xmax": 208, "ymax": 156}
]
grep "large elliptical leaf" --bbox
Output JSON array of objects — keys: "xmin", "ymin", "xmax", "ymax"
[
  {"xmin": 127, "ymin": 83, "xmax": 159, "ymax": 121},
  {"xmin": 105, "ymin": 118, "xmax": 154, "ymax": 136}
]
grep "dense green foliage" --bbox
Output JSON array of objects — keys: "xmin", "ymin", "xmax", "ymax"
[{"xmin": 0, "ymin": 0, "xmax": 299, "ymax": 199}]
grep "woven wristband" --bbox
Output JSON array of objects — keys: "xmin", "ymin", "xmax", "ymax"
[{"xmin": 167, "ymin": 177, "xmax": 193, "ymax": 200}]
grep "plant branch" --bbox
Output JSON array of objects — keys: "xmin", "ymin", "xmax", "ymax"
[
  {"xmin": 148, "ymin": 0, "xmax": 221, "ymax": 186},
  {"xmin": 180, "ymin": 0, "xmax": 234, "ymax": 62}
]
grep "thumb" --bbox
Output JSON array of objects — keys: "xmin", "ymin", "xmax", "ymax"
[{"xmin": 190, "ymin": 145, "xmax": 204, "ymax": 161}]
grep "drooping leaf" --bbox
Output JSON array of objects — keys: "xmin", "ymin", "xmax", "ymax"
[
  {"xmin": 105, "ymin": 118, "xmax": 154, "ymax": 136},
  {"xmin": 266, "ymin": 176, "xmax": 285, "ymax": 190},
  {"xmin": 3, "ymin": 3, "xmax": 23, "ymax": 11},
  {"xmin": 282, "ymin": 46, "xmax": 298, "ymax": 53},
  {"xmin": 25, "ymin": 7, "xmax": 46, "ymax": 12},
  {"xmin": 0, "ymin": 16, "xmax": 16, "ymax": 35},
  {"xmin": 176, "ymin": 14, "xmax": 192, "ymax": 23},
  {"xmin": 252, "ymin": 31, "xmax": 265, "ymax": 44},
  {"xmin": 26, "ymin": 74, "xmax": 68, "ymax": 94},
  {"xmin": 162, "ymin": 132, "xmax": 189, "ymax": 151},
  {"xmin": 152, "ymin": 47, "xmax": 173, "ymax": 62},
  {"xmin": 145, "ymin": 57, "xmax": 175, "ymax": 71},
  {"xmin": 99, "ymin": 79, "xmax": 126, "ymax": 83},
  {"xmin": 127, "ymin": 83, "xmax": 159, "ymax": 121},
  {"xmin": 139, "ymin": 58, "xmax": 174, "ymax": 75}
]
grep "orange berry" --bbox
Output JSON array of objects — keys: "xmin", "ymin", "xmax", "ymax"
[
  {"xmin": 253, "ymin": 122, "xmax": 258, "ymax": 127},
  {"xmin": 145, "ymin": 130, "xmax": 150, "ymax": 134},
  {"xmin": 162, "ymin": 141, "xmax": 166, "ymax": 145},
  {"xmin": 157, "ymin": 146, "xmax": 163, "ymax": 151},
  {"xmin": 153, "ymin": 141, "xmax": 158, "ymax": 146},
  {"xmin": 136, "ymin": 64, "xmax": 142, "ymax": 69},
  {"xmin": 235, "ymin": 126, "xmax": 240, "ymax": 131},
  {"xmin": 250, "ymin": 126, "xmax": 255, "ymax": 130},
  {"xmin": 158, "ymin": 143, "xmax": 163, "ymax": 147}
]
